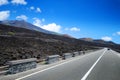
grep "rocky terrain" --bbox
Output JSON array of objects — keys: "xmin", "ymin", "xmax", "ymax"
[{"xmin": 0, "ymin": 22, "xmax": 120, "ymax": 66}]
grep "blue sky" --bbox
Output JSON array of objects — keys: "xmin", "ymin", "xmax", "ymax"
[{"xmin": 0, "ymin": 0, "xmax": 120, "ymax": 43}]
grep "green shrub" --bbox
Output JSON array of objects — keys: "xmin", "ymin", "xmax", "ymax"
[{"xmin": 8, "ymin": 32, "xmax": 15, "ymax": 35}]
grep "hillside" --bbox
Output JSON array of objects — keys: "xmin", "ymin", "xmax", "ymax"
[
  {"xmin": 0, "ymin": 24, "xmax": 120, "ymax": 66},
  {"xmin": 79, "ymin": 38, "xmax": 120, "ymax": 52},
  {"xmin": 0, "ymin": 24, "xmax": 97, "ymax": 66}
]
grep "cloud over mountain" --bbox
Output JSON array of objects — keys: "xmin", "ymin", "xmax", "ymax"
[
  {"xmin": 16, "ymin": 15, "xmax": 28, "ymax": 21},
  {"xmin": 101, "ymin": 36, "xmax": 112, "ymax": 41},
  {"xmin": 0, "ymin": 11, "xmax": 10, "ymax": 21}
]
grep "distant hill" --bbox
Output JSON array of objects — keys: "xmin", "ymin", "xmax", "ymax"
[
  {"xmin": 62, "ymin": 34, "xmax": 74, "ymax": 38},
  {"xmin": 0, "ymin": 24, "xmax": 86, "ymax": 66},
  {"xmin": 0, "ymin": 20, "xmax": 56, "ymax": 35},
  {"xmin": 93, "ymin": 39, "xmax": 116, "ymax": 45},
  {"xmin": 0, "ymin": 23, "xmax": 120, "ymax": 66},
  {"xmin": 79, "ymin": 38, "xmax": 116, "ymax": 45},
  {"xmin": 80, "ymin": 38, "xmax": 94, "ymax": 42}
]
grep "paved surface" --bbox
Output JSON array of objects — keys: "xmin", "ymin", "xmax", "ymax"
[
  {"xmin": 86, "ymin": 50, "xmax": 120, "ymax": 80},
  {"xmin": 1, "ymin": 48, "xmax": 120, "ymax": 80}
]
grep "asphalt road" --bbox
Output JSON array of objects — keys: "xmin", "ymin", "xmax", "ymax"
[
  {"xmin": 0, "ymin": 49, "xmax": 120, "ymax": 80},
  {"xmin": 86, "ymin": 50, "xmax": 120, "ymax": 80},
  {"xmin": 13, "ymin": 48, "xmax": 120, "ymax": 80}
]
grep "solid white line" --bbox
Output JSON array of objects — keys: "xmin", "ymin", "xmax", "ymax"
[
  {"xmin": 16, "ymin": 49, "xmax": 105, "ymax": 80},
  {"xmin": 81, "ymin": 49, "xmax": 107, "ymax": 80},
  {"xmin": 15, "ymin": 56, "xmax": 81, "ymax": 80}
]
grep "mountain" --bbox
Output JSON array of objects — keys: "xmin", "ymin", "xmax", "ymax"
[
  {"xmin": 0, "ymin": 23, "xmax": 120, "ymax": 66},
  {"xmin": 80, "ymin": 38, "xmax": 120, "ymax": 53},
  {"xmin": 93, "ymin": 39, "xmax": 116, "ymax": 45},
  {"xmin": 80, "ymin": 38, "xmax": 116, "ymax": 45},
  {"xmin": 0, "ymin": 24, "xmax": 99, "ymax": 66},
  {"xmin": 62, "ymin": 34, "xmax": 74, "ymax": 38},
  {"xmin": 0, "ymin": 20, "xmax": 55, "ymax": 34},
  {"xmin": 80, "ymin": 38, "xmax": 94, "ymax": 42}
]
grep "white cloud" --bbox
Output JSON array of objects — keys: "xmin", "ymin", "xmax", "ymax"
[
  {"xmin": 36, "ymin": 7, "xmax": 41, "ymax": 13},
  {"xmin": 33, "ymin": 18, "xmax": 61, "ymax": 32},
  {"xmin": 0, "ymin": 11, "xmax": 10, "ymax": 21},
  {"xmin": 29, "ymin": 7, "xmax": 42, "ymax": 13},
  {"xmin": 30, "ymin": 6, "xmax": 35, "ymax": 10},
  {"xmin": 65, "ymin": 27, "xmax": 80, "ymax": 31},
  {"xmin": 33, "ymin": 18, "xmax": 42, "ymax": 27},
  {"xmin": 41, "ymin": 23, "xmax": 61, "ymax": 32},
  {"xmin": 11, "ymin": 0, "xmax": 27, "ymax": 5},
  {"xmin": 16, "ymin": 15, "xmax": 28, "ymax": 21},
  {"xmin": 0, "ymin": 0, "xmax": 8, "ymax": 6},
  {"xmin": 101, "ymin": 36, "xmax": 112, "ymax": 41},
  {"xmin": 70, "ymin": 27, "xmax": 80, "ymax": 31},
  {"xmin": 117, "ymin": 32, "xmax": 120, "ymax": 35}
]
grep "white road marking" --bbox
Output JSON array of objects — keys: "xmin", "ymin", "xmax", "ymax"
[
  {"xmin": 15, "ymin": 49, "xmax": 105, "ymax": 80},
  {"xmin": 81, "ymin": 49, "xmax": 107, "ymax": 80},
  {"xmin": 15, "ymin": 55, "xmax": 82, "ymax": 80}
]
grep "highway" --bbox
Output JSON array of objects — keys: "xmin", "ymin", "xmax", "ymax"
[
  {"xmin": 15, "ymin": 48, "xmax": 120, "ymax": 80},
  {"xmin": 4, "ymin": 48, "xmax": 120, "ymax": 80}
]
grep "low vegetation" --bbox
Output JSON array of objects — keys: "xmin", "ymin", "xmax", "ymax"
[{"xmin": 0, "ymin": 24, "xmax": 119, "ymax": 66}]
